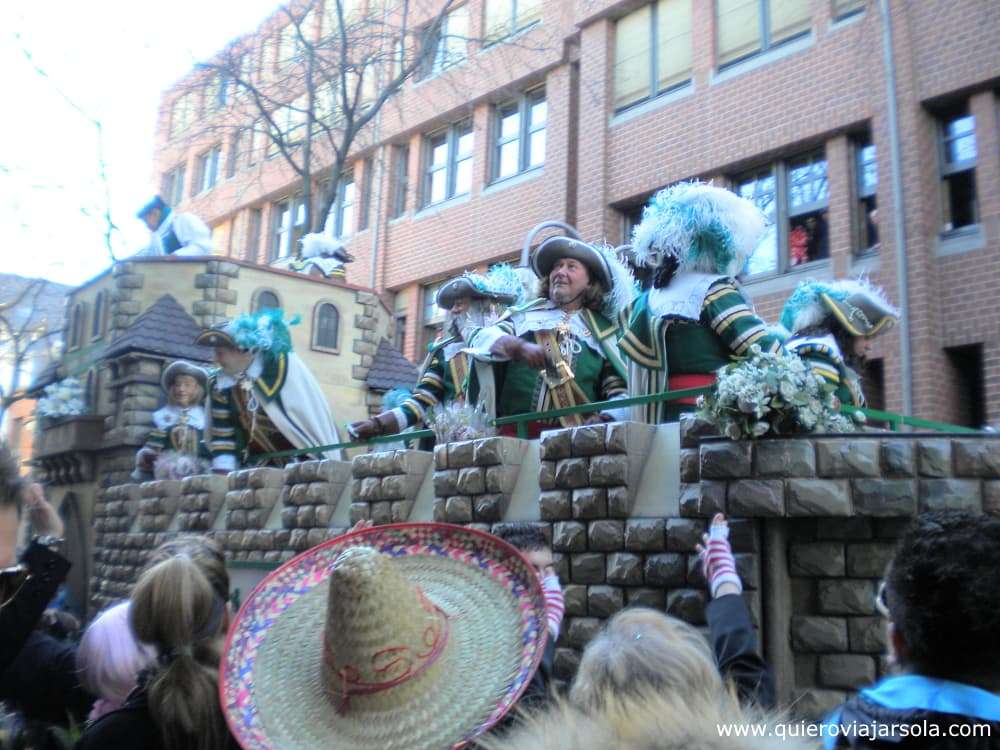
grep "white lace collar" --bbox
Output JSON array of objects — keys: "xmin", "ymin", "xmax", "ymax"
[{"xmin": 153, "ymin": 404, "xmax": 206, "ymax": 430}]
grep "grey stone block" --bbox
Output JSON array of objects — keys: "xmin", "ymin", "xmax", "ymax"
[
  {"xmin": 791, "ymin": 616, "xmax": 849, "ymax": 652},
  {"xmin": 881, "ymin": 441, "xmax": 916, "ymax": 477},
  {"xmin": 666, "ymin": 589, "xmax": 707, "ymax": 625},
  {"xmin": 570, "ymin": 553, "xmax": 606, "ymax": 584},
  {"xmin": 606, "ymin": 553, "xmax": 643, "ymax": 585},
  {"xmin": 539, "ymin": 490, "xmax": 572, "ymax": 521},
  {"xmin": 295, "ymin": 506, "xmax": 315, "ymax": 528},
  {"xmin": 728, "ymin": 480, "xmax": 784, "ymax": 516},
  {"xmin": 985, "ymin": 481, "xmax": 1000, "ymax": 516},
  {"xmin": 446, "ymin": 440, "xmax": 475, "ymax": 467},
  {"xmin": 589, "ymin": 454, "xmax": 628, "ymax": 486},
  {"xmin": 644, "ymin": 553, "xmax": 686, "ymax": 588},
  {"xmin": 815, "ymin": 517, "xmax": 873, "ymax": 540},
  {"xmin": 787, "ymin": 479, "xmax": 852, "ymax": 516},
  {"xmin": 552, "ymin": 521, "xmax": 587, "ymax": 552},
  {"xmin": 444, "ymin": 496, "xmax": 472, "ymax": 524},
  {"xmin": 473, "ymin": 494, "xmax": 505, "ymax": 522},
  {"xmin": 686, "ymin": 554, "xmax": 706, "ymax": 587},
  {"xmin": 380, "ymin": 475, "xmax": 408, "ymax": 500},
  {"xmin": 918, "ymin": 440, "xmax": 952, "ymax": 477},
  {"xmin": 845, "ymin": 543, "xmax": 895, "ymax": 578},
  {"xmin": 626, "ymin": 587, "xmax": 665, "ymax": 609},
  {"xmin": 700, "ymin": 442, "xmax": 752, "ymax": 479},
  {"xmin": 679, "ymin": 414, "xmax": 718, "ymax": 449},
  {"xmin": 953, "ymin": 440, "xmax": 1000, "ymax": 478},
  {"xmin": 564, "ymin": 584, "xmax": 587, "ymax": 616},
  {"xmin": 566, "ymin": 617, "xmax": 602, "ymax": 649},
  {"xmin": 680, "ymin": 449, "xmax": 700, "ymax": 483},
  {"xmin": 555, "ymin": 458, "xmax": 590, "ymax": 489},
  {"xmin": 755, "ymin": 440, "xmax": 816, "ymax": 477},
  {"xmin": 588, "ymin": 585, "xmax": 624, "ymax": 617},
  {"xmin": 918, "ymin": 479, "xmax": 982, "ymax": 512},
  {"xmin": 588, "ymin": 520, "xmax": 624, "ymax": 551},
  {"xmin": 370, "ymin": 501, "xmax": 393, "ymax": 525},
  {"xmin": 553, "ymin": 648, "xmax": 581, "ymax": 681},
  {"xmin": 852, "ymin": 479, "xmax": 917, "ymax": 516},
  {"xmin": 571, "ymin": 424, "xmax": 607, "ymax": 456},
  {"xmin": 819, "ymin": 654, "xmax": 876, "ymax": 689},
  {"xmin": 624, "ymin": 519, "xmax": 665, "ymax": 551},
  {"xmin": 666, "ymin": 518, "xmax": 705, "ymax": 552},
  {"xmin": 433, "ymin": 470, "xmax": 458, "ymax": 496},
  {"xmin": 607, "ymin": 486, "xmax": 631, "ymax": 518},
  {"xmin": 434, "ymin": 444, "xmax": 448, "ymax": 471},
  {"xmin": 818, "ymin": 579, "xmax": 876, "ymax": 615},
  {"xmin": 538, "ymin": 461, "xmax": 556, "ymax": 491},
  {"xmin": 455, "ymin": 467, "xmax": 486, "ymax": 495},
  {"xmin": 573, "ymin": 488, "xmax": 607, "ymax": 519},
  {"xmin": 792, "ymin": 689, "xmax": 850, "ymax": 722},
  {"xmin": 849, "ymin": 617, "xmax": 888, "ymax": 653},
  {"xmin": 816, "ymin": 440, "xmax": 880, "ymax": 478},
  {"xmin": 678, "ymin": 482, "xmax": 727, "ymax": 517},
  {"xmin": 539, "ymin": 429, "xmax": 572, "ymax": 461},
  {"xmin": 472, "ymin": 437, "xmax": 514, "ymax": 466}
]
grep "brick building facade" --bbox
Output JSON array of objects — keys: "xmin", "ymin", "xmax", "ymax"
[{"xmin": 154, "ymin": 0, "xmax": 1000, "ymax": 426}]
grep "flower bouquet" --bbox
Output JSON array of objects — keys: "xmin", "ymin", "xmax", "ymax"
[
  {"xmin": 36, "ymin": 377, "xmax": 87, "ymax": 419},
  {"xmin": 427, "ymin": 401, "xmax": 496, "ymax": 444}
]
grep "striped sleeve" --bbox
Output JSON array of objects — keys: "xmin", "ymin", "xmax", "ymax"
[
  {"xmin": 788, "ymin": 342, "xmax": 849, "ymax": 401},
  {"xmin": 598, "ymin": 357, "xmax": 628, "ymax": 401},
  {"xmin": 397, "ymin": 350, "xmax": 449, "ymax": 428},
  {"xmin": 702, "ymin": 280, "xmax": 783, "ymax": 357},
  {"xmin": 143, "ymin": 429, "xmax": 168, "ymax": 452},
  {"xmin": 207, "ymin": 388, "xmax": 239, "ymax": 466}
]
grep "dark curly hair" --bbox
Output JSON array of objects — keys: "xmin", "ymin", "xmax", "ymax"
[
  {"xmin": 0, "ymin": 443, "xmax": 24, "ymax": 513},
  {"xmin": 885, "ymin": 510, "xmax": 1000, "ymax": 689},
  {"xmin": 493, "ymin": 522, "xmax": 548, "ymax": 552}
]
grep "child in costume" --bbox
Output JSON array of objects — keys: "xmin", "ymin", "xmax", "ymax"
[
  {"xmin": 349, "ymin": 266, "xmax": 522, "ymax": 440},
  {"xmin": 780, "ymin": 278, "xmax": 899, "ymax": 408},
  {"xmin": 132, "ymin": 361, "xmax": 210, "ymax": 481},
  {"xmin": 619, "ymin": 182, "xmax": 785, "ymax": 421},
  {"xmin": 465, "ymin": 235, "xmax": 635, "ymax": 437},
  {"xmin": 195, "ymin": 308, "xmax": 342, "ymax": 471}
]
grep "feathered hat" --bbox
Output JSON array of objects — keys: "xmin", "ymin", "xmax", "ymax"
[
  {"xmin": 532, "ymin": 238, "xmax": 637, "ymax": 319},
  {"xmin": 780, "ymin": 278, "xmax": 900, "ymax": 338},
  {"xmin": 300, "ymin": 233, "xmax": 354, "ymax": 262},
  {"xmin": 194, "ymin": 309, "xmax": 301, "ymax": 357},
  {"xmin": 630, "ymin": 181, "xmax": 767, "ymax": 277},
  {"xmin": 436, "ymin": 264, "xmax": 525, "ymax": 310}
]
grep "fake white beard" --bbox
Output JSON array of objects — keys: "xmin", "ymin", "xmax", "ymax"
[{"xmin": 446, "ymin": 305, "xmax": 494, "ymax": 340}]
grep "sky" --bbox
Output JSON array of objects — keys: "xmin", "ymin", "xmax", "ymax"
[{"xmin": 0, "ymin": 0, "xmax": 281, "ymax": 286}]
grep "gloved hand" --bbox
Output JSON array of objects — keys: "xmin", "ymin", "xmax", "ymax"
[{"xmin": 491, "ymin": 335, "xmax": 546, "ymax": 369}]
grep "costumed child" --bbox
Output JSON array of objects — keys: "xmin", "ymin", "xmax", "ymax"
[
  {"xmin": 779, "ymin": 278, "xmax": 899, "ymax": 408},
  {"xmin": 619, "ymin": 182, "xmax": 785, "ymax": 421},
  {"xmin": 132, "ymin": 361, "xmax": 210, "ymax": 481},
  {"xmin": 195, "ymin": 308, "xmax": 342, "ymax": 471}
]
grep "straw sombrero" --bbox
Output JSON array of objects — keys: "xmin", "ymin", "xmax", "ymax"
[{"xmin": 220, "ymin": 522, "xmax": 548, "ymax": 750}]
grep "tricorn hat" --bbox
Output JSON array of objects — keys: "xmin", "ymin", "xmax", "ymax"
[
  {"xmin": 436, "ymin": 264, "xmax": 524, "ymax": 310},
  {"xmin": 137, "ymin": 195, "xmax": 169, "ymax": 219},
  {"xmin": 194, "ymin": 309, "xmax": 300, "ymax": 356},
  {"xmin": 160, "ymin": 360, "xmax": 208, "ymax": 392},
  {"xmin": 780, "ymin": 278, "xmax": 900, "ymax": 338},
  {"xmin": 532, "ymin": 238, "xmax": 636, "ymax": 319},
  {"xmin": 220, "ymin": 523, "xmax": 548, "ymax": 750}
]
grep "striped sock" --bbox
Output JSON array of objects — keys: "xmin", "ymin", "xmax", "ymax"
[
  {"xmin": 701, "ymin": 523, "xmax": 742, "ymax": 598},
  {"xmin": 542, "ymin": 573, "xmax": 565, "ymax": 639}
]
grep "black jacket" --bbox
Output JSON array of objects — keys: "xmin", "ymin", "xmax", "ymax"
[
  {"xmin": 823, "ymin": 674, "xmax": 1000, "ymax": 749},
  {"xmin": 706, "ymin": 593, "xmax": 776, "ymax": 709}
]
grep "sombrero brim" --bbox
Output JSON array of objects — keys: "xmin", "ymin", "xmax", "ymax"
[
  {"xmin": 220, "ymin": 522, "xmax": 547, "ymax": 750},
  {"xmin": 532, "ymin": 237, "xmax": 612, "ymax": 290},
  {"xmin": 436, "ymin": 278, "xmax": 518, "ymax": 310}
]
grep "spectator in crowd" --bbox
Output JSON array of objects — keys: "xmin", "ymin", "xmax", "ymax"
[
  {"xmin": 822, "ymin": 511, "xmax": 1000, "ymax": 749},
  {"xmin": 482, "ymin": 514, "xmax": 793, "ymax": 750},
  {"xmin": 77, "ymin": 601, "xmax": 156, "ymax": 721},
  {"xmin": 0, "ymin": 444, "xmax": 92, "ymax": 729},
  {"xmin": 75, "ymin": 536, "xmax": 238, "ymax": 750}
]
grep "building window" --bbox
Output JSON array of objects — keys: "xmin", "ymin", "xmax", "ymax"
[
  {"xmin": 271, "ymin": 196, "xmax": 306, "ymax": 260},
  {"xmin": 393, "ymin": 313, "xmax": 407, "ymax": 352},
  {"xmin": 831, "ymin": 0, "xmax": 865, "ymax": 20},
  {"xmin": 161, "ymin": 164, "xmax": 186, "ymax": 206},
  {"xmin": 90, "ymin": 292, "xmax": 106, "ymax": 341},
  {"xmin": 938, "ymin": 105, "xmax": 978, "ymax": 234},
  {"xmin": 246, "ymin": 208, "xmax": 263, "ymax": 262},
  {"xmin": 68, "ymin": 302, "xmax": 87, "ymax": 350},
  {"xmin": 169, "ymin": 92, "xmax": 197, "ymax": 140},
  {"xmin": 252, "ymin": 289, "xmax": 281, "ymax": 312},
  {"xmin": 325, "ymin": 174, "xmax": 356, "ymax": 239},
  {"xmin": 493, "ymin": 88, "xmax": 546, "ymax": 181},
  {"xmin": 716, "ymin": 0, "xmax": 811, "ymax": 69},
  {"xmin": 614, "ymin": 0, "xmax": 692, "ymax": 111},
  {"xmin": 423, "ymin": 121, "xmax": 473, "ymax": 207},
  {"xmin": 312, "ymin": 303, "xmax": 341, "ymax": 352},
  {"xmin": 420, "ymin": 5, "xmax": 469, "ymax": 79},
  {"xmin": 359, "ymin": 159, "xmax": 373, "ymax": 231},
  {"xmin": 735, "ymin": 150, "xmax": 828, "ymax": 277},
  {"xmin": 392, "ymin": 144, "xmax": 410, "ymax": 218},
  {"xmin": 208, "ymin": 73, "xmax": 230, "ymax": 110},
  {"xmin": 420, "ymin": 281, "xmax": 445, "ymax": 352},
  {"xmin": 226, "ymin": 130, "xmax": 243, "ymax": 178},
  {"xmin": 854, "ymin": 135, "xmax": 878, "ymax": 254},
  {"xmin": 484, "ymin": 0, "xmax": 541, "ymax": 44},
  {"xmin": 197, "ymin": 145, "xmax": 222, "ymax": 194},
  {"xmin": 945, "ymin": 344, "xmax": 985, "ymax": 428}
]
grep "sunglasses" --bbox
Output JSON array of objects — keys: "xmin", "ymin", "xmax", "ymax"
[
  {"xmin": 874, "ymin": 581, "xmax": 890, "ymax": 618},
  {"xmin": 0, "ymin": 565, "xmax": 29, "ymax": 608}
]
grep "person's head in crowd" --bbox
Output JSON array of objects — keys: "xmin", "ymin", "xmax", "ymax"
[
  {"xmin": 569, "ymin": 607, "xmax": 722, "ymax": 710},
  {"xmin": 130, "ymin": 535, "xmax": 230, "ymax": 750},
  {"xmin": 0, "ymin": 443, "xmax": 25, "ymax": 569},
  {"xmin": 493, "ymin": 522, "xmax": 554, "ymax": 574},
  {"xmin": 879, "ymin": 510, "xmax": 1000, "ymax": 691},
  {"xmin": 78, "ymin": 601, "xmax": 157, "ymax": 720}
]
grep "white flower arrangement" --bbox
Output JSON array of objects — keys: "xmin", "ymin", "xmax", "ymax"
[
  {"xmin": 36, "ymin": 377, "xmax": 87, "ymax": 419},
  {"xmin": 697, "ymin": 345, "xmax": 857, "ymax": 440},
  {"xmin": 427, "ymin": 401, "xmax": 496, "ymax": 444}
]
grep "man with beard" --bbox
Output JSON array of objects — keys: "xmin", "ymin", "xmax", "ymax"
[
  {"xmin": 464, "ymin": 236, "xmax": 634, "ymax": 438},
  {"xmin": 348, "ymin": 267, "xmax": 522, "ymax": 440}
]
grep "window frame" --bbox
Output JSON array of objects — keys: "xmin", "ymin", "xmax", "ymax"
[
  {"xmin": 196, "ymin": 145, "xmax": 223, "ymax": 194},
  {"xmin": 831, "ymin": 0, "xmax": 865, "ymax": 21},
  {"xmin": 491, "ymin": 87, "xmax": 546, "ymax": 182},
  {"xmin": 311, "ymin": 301, "xmax": 342, "ymax": 354},
  {"xmin": 90, "ymin": 292, "xmax": 106, "ymax": 342},
  {"xmin": 325, "ymin": 173, "xmax": 356, "ymax": 239},
  {"xmin": 420, "ymin": 280, "xmax": 446, "ymax": 352},
  {"xmin": 391, "ymin": 144, "xmax": 410, "ymax": 218},
  {"xmin": 613, "ymin": 0, "xmax": 693, "ymax": 113},
  {"xmin": 483, "ymin": 0, "xmax": 542, "ymax": 46},
  {"xmin": 419, "ymin": 5, "xmax": 469, "ymax": 80},
  {"xmin": 270, "ymin": 195, "xmax": 306, "ymax": 261},
  {"xmin": 422, "ymin": 120, "xmax": 474, "ymax": 208},
  {"xmin": 716, "ymin": 0, "xmax": 812, "ymax": 71},
  {"xmin": 851, "ymin": 134, "xmax": 879, "ymax": 255},
  {"xmin": 936, "ymin": 107, "xmax": 979, "ymax": 235},
  {"xmin": 359, "ymin": 158, "xmax": 373, "ymax": 231},
  {"xmin": 161, "ymin": 164, "xmax": 186, "ymax": 207},
  {"xmin": 251, "ymin": 288, "xmax": 283, "ymax": 313}
]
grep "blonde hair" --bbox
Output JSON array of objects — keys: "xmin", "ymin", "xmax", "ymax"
[
  {"xmin": 130, "ymin": 536, "xmax": 230, "ymax": 750},
  {"xmin": 569, "ymin": 607, "xmax": 722, "ymax": 710}
]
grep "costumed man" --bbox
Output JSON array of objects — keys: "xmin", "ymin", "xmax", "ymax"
[
  {"xmin": 465, "ymin": 236, "xmax": 634, "ymax": 438},
  {"xmin": 779, "ymin": 278, "xmax": 899, "ymax": 408},
  {"xmin": 619, "ymin": 182, "xmax": 785, "ymax": 422},
  {"xmin": 135, "ymin": 195, "xmax": 214, "ymax": 257},
  {"xmin": 273, "ymin": 233, "xmax": 355, "ymax": 279},
  {"xmin": 131, "ymin": 361, "xmax": 211, "ymax": 481},
  {"xmin": 195, "ymin": 308, "xmax": 343, "ymax": 472},
  {"xmin": 348, "ymin": 266, "xmax": 523, "ymax": 440}
]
